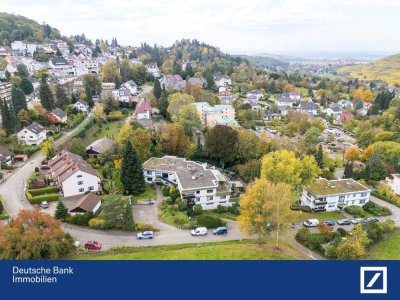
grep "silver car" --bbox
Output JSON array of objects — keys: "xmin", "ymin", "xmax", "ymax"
[{"xmin": 137, "ymin": 231, "xmax": 154, "ymax": 239}]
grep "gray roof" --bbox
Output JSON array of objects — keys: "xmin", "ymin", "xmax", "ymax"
[
  {"xmin": 143, "ymin": 156, "xmax": 227, "ymax": 191},
  {"xmin": 276, "ymin": 97, "xmax": 295, "ymax": 103},
  {"xmin": 299, "ymin": 102, "xmax": 317, "ymax": 110},
  {"xmin": 330, "ymin": 104, "xmax": 342, "ymax": 112},
  {"xmin": 25, "ymin": 122, "xmax": 46, "ymax": 134},
  {"xmin": 125, "ymin": 80, "xmax": 137, "ymax": 87},
  {"xmin": 86, "ymin": 137, "xmax": 115, "ymax": 154},
  {"xmin": 0, "ymin": 145, "xmax": 13, "ymax": 162},
  {"xmin": 51, "ymin": 108, "xmax": 67, "ymax": 119}
]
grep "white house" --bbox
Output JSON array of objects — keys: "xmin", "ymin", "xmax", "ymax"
[
  {"xmin": 49, "ymin": 58, "xmax": 74, "ymax": 77},
  {"xmin": 142, "ymin": 156, "xmax": 233, "ymax": 210},
  {"xmin": 246, "ymin": 89, "xmax": 263, "ymax": 100},
  {"xmin": 325, "ymin": 104, "xmax": 342, "ymax": 116},
  {"xmin": 111, "ymin": 88, "xmax": 131, "ymax": 104},
  {"xmin": 123, "ymin": 80, "xmax": 138, "ymax": 95},
  {"xmin": 50, "ymin": 108, "xmax": 68, "ymax": 123},
  {"xmin": 73, "ymin": 101, "xmax": 89, "ymax": 113},
  {"xmin": 338, "ymin": 99, "xmax": 353, "ymax": 110},
  {"xmin": 134, "ymin": 99, "xmax": 152, "ymax": 120},
  {"xmin": 214, "ymin": 75, "xmax": 232, "ymax": 87},
  {"xmin": 11, "ymin": 41, "xmax": 37, "ymax": 56},
  {"xmin": 300, "ymin": 178, "xmax": 371, "ymax": 212},
  {"xmin": 47, "ymin": 151, "xmax": 101, "ymax": 198},
  {"xmin": 0, "ymin": 146, "xmax": 14, "ymax": 166},
  {"xmin": 17, "ymin": 122, "xmax": 47, "ymax": 146},
  {"xmin": 297, "ymin": 102, "xmax": 318, "ymax": 116},
  {"xmin": 146, "ymin": 62, "xmax": 161, "ymax": 78},
  {"xmin": 385, "ymin": 174, "xmax": 400, "ymax": 195},
  {"xmin": 275, "ymin": 97, "xmax": 297, "ymax": 108}
]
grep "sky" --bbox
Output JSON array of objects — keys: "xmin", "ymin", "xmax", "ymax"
[{"xmin": 2, "ymin": 0, "xmax": 400, "ymax": 57}]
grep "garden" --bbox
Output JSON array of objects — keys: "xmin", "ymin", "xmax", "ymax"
[{"xmin": 344, "ymin": 202, "xmax": 391, "ymax": 218}]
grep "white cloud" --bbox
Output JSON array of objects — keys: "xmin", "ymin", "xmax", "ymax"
[{"xmin": 2, "ymin": 0, "xmax": 400, "ymax": 54}]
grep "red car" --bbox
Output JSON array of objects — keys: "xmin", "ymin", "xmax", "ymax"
[{"xmin": 84, "ymin": 241, "xmax": 102, "ymax": 250}]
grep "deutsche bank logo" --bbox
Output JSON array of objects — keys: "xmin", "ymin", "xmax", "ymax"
[{"xmin": 360, "ymin": 267, "xmax": 387, "ymax": 294}]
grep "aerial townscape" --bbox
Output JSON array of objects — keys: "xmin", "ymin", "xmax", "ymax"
[{"xmin": 0, "ymin": 11, "xmax": 400, "ymax": 261}]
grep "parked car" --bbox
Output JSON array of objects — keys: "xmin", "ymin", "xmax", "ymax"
[
  {"xmin": 191, "ymin": 227, "xmax": 207, "ymax": 236},
  {"xmin": 40, "ymin": 164, "xmax": 50, "ymax": 170},
  {"xmin": 351, "ymin": 218, "xmax": 365, "ymax": 224},
  {"xmin": 84, "ymin": 241, "xmax": 102, "ymax": 250},
  {"xmin": 212, "ymin": 227, "xmax": 228, "ymax": 235},
  {"xmin": 337, "ymin": 219, "xmax": 351, "ymax": 225},
  {"xmin": 303, "ymin": 219, "xmax": 319, "ymax": 227},
  {"xmin": 137, "ymin": 231, "xmax": 154, "ymax": 239},
  {"xmin": 366, "ymin": 217, "xmax": 379, "ymax": 223},
  {"xmin": 40, "ymin": 201, "xmax": 49, "ymax": 209},
  {"xmin": 323, "ymin": 220, "xmax": 335, "ymax": 227}
]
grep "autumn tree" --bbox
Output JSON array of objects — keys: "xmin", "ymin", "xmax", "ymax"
[
  {"xmin": 167, "ymin": 92, "xmax": 195, "ymax": 118},
  {"xmin": 352, "ymin": 88, "xmax": 363, "ymax": 101},
  {"xmin": 236, "ymin": 128, "xmax": 259, "ymax": 163},
  {"xmin": 102, "ymin": 60, "xmax": 121, "ymax": 86},
  {"xmin": 238, "ymin": 179, "xmax": 296, "ymax": 246},
  {"xmin": 344, "ymin": 146, "xmax": 361, "ymax": 162},
  {"xmin": 162, "ymin": 124, "xmax": 190, "ymax": 156},
  {"xmin": 41, "ymin": 138, "xmax": 55, "ymax": 159},
  {"xmin": 261, "ymin": 150, "xmax": 320, "ymax": 191},
  {"xmin": 336, "ymin": 224, "xmax": 370, "ymax": 259},
  {"xmin": 91, "ymin": 104, "xmax": 106, "ymax": 123},
  {"xmin": 0, "ymin": 210, "xmax": 74, "ymax": 259},
  {"xmin": 117, "ymin": 123, "xmax": 134, "ymax": 149},
  {"xmin": 362, "ymin": 89, "xmax": 374, "ymax": 103},
  {"xmin": 131, "ymin": 128, "xmax": 152, "ymax": 162},
  {"xmin": 17, "ymin": 108, "xmax": 31, "ymax": 126},
  {"xmin": 171, "ymin": 104, "xmax": 201, "ymax": 136},
  {"xmin": 205, "ymin": 125, "xmax": 238, "ymax": 168}
]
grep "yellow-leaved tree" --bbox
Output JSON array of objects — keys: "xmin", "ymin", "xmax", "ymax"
[
  {"xmin": 238, "ymin": 178, "xmax": 297, "ymax": 247},
  {"xmin": 344, "ymin": 146, "xmax": 361, "ymax": 162}
]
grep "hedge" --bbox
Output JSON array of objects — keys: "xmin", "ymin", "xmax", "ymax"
[
  {"xmin": 196, "ymin": 215, "xmax": 226, "ymax": 228},
  {"xmin": 27, "ymin": 186, "xmax": 59, "ymax": 196},
  {"xmin": 26, "ymin": 193, "xmax": 60, "ymax": 204}
]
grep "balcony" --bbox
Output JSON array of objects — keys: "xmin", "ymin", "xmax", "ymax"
[
  {"xmin": 314, "ymin": 199, "xmax": 327, "ymax": 205},
  {"xmin": 312, "ymin": 207, "xmax": 326, "ymax": 212}
]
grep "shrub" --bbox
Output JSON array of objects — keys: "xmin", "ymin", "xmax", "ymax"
[
  {"xmin": 65, "ymin": 212, "xmax": 93, "ymax": 226},
  {"xmin": 88, "ymin": 218, "xmax": 105, "ymax": 229},
  {"xmin": 196, "ymin": 215, "xmax": 225, "ymax": 228},
  {"xmin": 296, "ymin": 228, "xmax": 311, "ymax": 243},
  {"xmin": 161, "ymin": 186, "xmax": 170, "ymax": 197},
  {"xmin": 34, "ymin": 167, "xmax": 40, "ymax": 172},
  {"xmin": 363, "ymin": 201, "xmax": 391, "ymax": 216},
  {"xmin": 27, "ymin": 186, "xmax": 59, "ymax": 196},
  {"xmin": 193, "ymin": 204, "xmax": 203, "ymax": 216},
  {"xmin": 291, "ymin": 205, "xmax": 312, "ymax": 212},
  {"xmin": 107, "ymin": 111, "xmax": 123, "ymax": 121},
  {"xmin": 336, "ymin": 228, "xmax": 348, "ymax": 237},
  {"xmin": 178, "ymin": 202, "xmax": 188, "ymax": 211},
  {"xmin": 216, "ymin": 205, "xmax": 227, "ymax": 214},
  {"xmin": 344, "ymin": 205, "xmax": 366, "ymax": 217},
  {"xmin": 26, "ymin": 193, "xmax": 60, "ymax": 204}
]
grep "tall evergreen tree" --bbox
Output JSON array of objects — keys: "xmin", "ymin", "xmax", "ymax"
[
  {"xmin": 120, "ymin": 141, "xmax": 145, "ymax": 195},
  {"xmin": 20, "ymin": 77, "xmax": 34, "ymax": 95},
  {"xmin": 55, "ymin": 84, "xmax": 69, "ymax": 109},
  {"xmin": 0, "ymin": 98, "xmax": 18, "ymax": 134},
  {"xmin": 343, "ymin": 162, "xmax": 353, "ymax": 179},
  {"xmin": 54, "ymin": 201, "xmax": 68, "ymax": 220},
  {"xmin": 158, "ymin": 87, "xmax": 168, "ymax": 117},
  {"xmin": 39, "ymin": 79, "xmax": 55, "ymax": 111},
  {"xmin": 11, "ymin": 86, "xmax": 27, "ymax": 114},
  {"xmin": 153, "ymin": 79, "xmax": 161, "ymax": 99},
  {"xmin": 314, "ymin": 143, "xmax": 324, "ymax": 169}
]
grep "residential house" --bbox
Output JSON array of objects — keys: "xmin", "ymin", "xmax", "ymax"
[
  {"xmin": 337, "ymin": 112, "xmax": 354, "ymax": 124},
  {"xmin": 0, "ymin": 82, "xmax": 12, "ymax": 102},
  {"xmin": 263, "ymin": 111, "xmax": 280, "ymax": 121},
  {"xmin": 11, "ymin": 41, "xmax": 37, "ymax": 56},
  {"xmin": 218, "ymin": 90, "xmax": 233, "ymax": 104},
  {"xmin": 17, "ymin": 122, "xmax": 47, "ymax": 146},
  {"xmin": 123, "ymin": 80, "xmax": 138, "ymax": 96},
  {"xmin": 193, "ymin": 102, "xmax": 238, "ymax": 128},
  {"xmin": 47, "ymin": 150, "xmax": 101, "ymax": 197},
  {"xmin": 101, "ymin": 82, "xmax": 116, "ymax": 90},
  {"xmin": 385, "ymin": 174, "xmax": 400, "ymax": 195},
  {"xmin": 73, "ymin": 101, "xmax": 89, "ymax": 114},
  {"xmin": 86, "ymin": 137, "xmax": 116, "ymax": 158},
  {"xmin": 297, "ymin": 102, "xmax": 318, "ymax": 116},
  {"xmin": 74, "ymin": 58, "xmax": 99, "ymax": 75},
  {"xmin": 300, "ymin": 178, "xmax": 371, "ymax": 212},
  {"xmin": 50, "ymin": 108, "xmax": 68, "ymax": 123},
  {"xmin": 134, "ymin": 98, "xmax": 152, "ymax": 120},
  {"xmin": 187, "ymin": 77, "xmax": 206, "ymax": 87},
  {"xmin": 49, "ymin": 57, "xmax": 73, "ymax": 77},
  {"xmin": 275, "ymin": 97, "xmax": 297, "ymax": 108},
  {"xmin": 245, "ymin": 95, "xmax": 261, "ymax": 110},
  {"xmin": 325, "ymin": 103, "xmax": 342, "ymax": 116},
  {"xmin": 69, "ymin": 193, "xmax": 102, "ymax": 215},
  {"xmin": 146, "ymin": 62, "xmax": 161, "ymax": 78},
  {"xmin": 246, "ymin": 89, "xmax": 263, "ymax": 100},
  {"xmin": 337, "ymin": 99, "xmax": 353, "ymax": 110},
  {"xmin": 161, "ymin": 75, "xmax": 186, "ymax": 91},
  {"xmin": 27, "ymin": 90, "xmax": 41, "ymax": 109},
  {"xmin": 214, "ymin": 75, "xmax": 231, "ymax": 87},
  {"xmin": 281, "ymin": 92, "xmax": 301, "ymax": 101},
  {"xmin": 0, "ymin": 146, "xmax": 14, "ymax": 166},
  {"xmin": 142, "ymin": 156, "xmax": 233, "ymax": 210},
  {"xmin": 112, "ymin": 88, "xmax": 131, "ymax": 105}
]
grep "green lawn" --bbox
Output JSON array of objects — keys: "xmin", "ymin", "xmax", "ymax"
[
  {"xmin": 364, "ymin": 229, "xmax": 400, "ymax": 260},
  {"xmin": 204, "ymin": 210, "xmax": 238, "ymax": 221},
  {"xmin": 72, "ymin": 240, "xmax": 308, "ymax": 260},
  {"xmin": 293, "ymin": 211, "xmax": 345, "ymax": 223},
  {"xmin": 131, "ymin": 185, "xmax": 156, "ymax": 203},
  {"xmin": 81, "ymin": 121, "xmax": 122, "ymax": 147}
]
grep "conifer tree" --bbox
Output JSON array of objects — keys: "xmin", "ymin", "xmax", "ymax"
[
  {"xmin": 54, "ymin": 201, "xmax": 68, "ymax": 220},
  {"xmin": 314, "ymin": 144, "xmax": 324, "ymax": 169},
  {"xmin": 55, "ymin": 84, "xmax": 69, "ymax": 109},
  {"xmin": 20, "ymin": 77, "xmax": 34, "ymax": 95},
  {"xmin": 153, "ymin": 79, "xmax": 161, "ymax": 99},
  {"xmin": 39, "ymin": 78, "xmax": 55, "ymax": 111},
  {"xmin": 120, "ymin": 141, "xmax": 145, "ymax": 195},
  {"xmin": 11, "ymin": 86, "xmax": 27, "ymax": 114}
]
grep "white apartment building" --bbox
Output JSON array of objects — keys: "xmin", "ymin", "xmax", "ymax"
[
  {"xmin": 17, "ymin": 122, "xmax": 47, "ymax": 146},
  {"xmin": 142, "ymin": 156, "xmax": 233, "ymax": 210},
  {"xmin": 300, "ymin": 178, "xmax": 371, "ymax": 212},
  {"xmin": 11, "ymin": 41, "xmax": 37, "ymax": 56},
  {"xmin": 47, "ymin": 151, "xmax": 101, "ymax": 198},
  {"xmin": 193, "ymin": 102, "xmax": 238, "ymax": 128}
]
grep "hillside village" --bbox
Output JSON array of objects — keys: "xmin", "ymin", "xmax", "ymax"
[{"xmin": 0, "ymin": 12, "xmax": 399, "ymax": 260}]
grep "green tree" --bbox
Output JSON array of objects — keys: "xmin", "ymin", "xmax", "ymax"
[
  {"xmin": 158, "ymin": 88, "xmax": 169, "ymax": 117},
  {"xmin": 39, "ymin": 78, "xmax": 55, "ymax": 111},
  {"xmin": 120, "ymin": 141, "xmax": 145, "ymax": 195},
  {"xmin": 11, "ymin": 86, "xmax": 27, "ymax": 114},
  {"xmin": 153, "ymin": 78, "xmax": 161, "ymax": 99},
  {"xmin": 83, "ymin": 74, "xmax": 102, "ymax": 107},
  {"xmin": 66, "ymin": 138, "xmax": 86, "ymax": 157},
  {"xmin": 16, "ymin": 64, "xmax": 29, "ymax": 77},
  {"xmin": 17, "ymin": 108, "xmax": 31, "ymax": 126},
  {"xmin": 0, "ymin": 99, "xmax": 18, "ymax": 134},
  {"xmin": 19, "ymin": 77, "xmax": 34, "ymax": 95},
  {"xmin": 171, "ymin": 104, "xmax": 201, "ymax": 136},
  {"xmin": 343, "ymin": 162, "xmax": 353, "ymax": 178},
  {"xmin": 205, "ymin": 125, "xmax": 238, "ymax": 168},
  {"xmin": 314, "ymin": 144, "xmax": 324, "ymax": 169},
  {"xmin": 55, "ymin": 84, "xmax": 70, "ymax": 109},
  {"xmin": 304, "ymin": 126, "xmax": 323, "ymax": 154},
  {"xmin": 54, "ymin": 201, "xmax": 68, "ymax": 220}
]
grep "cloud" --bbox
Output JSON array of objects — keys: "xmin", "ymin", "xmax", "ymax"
[{"xmin": 2, "ymin": 0, "xmax": 400, "ymax": 54}]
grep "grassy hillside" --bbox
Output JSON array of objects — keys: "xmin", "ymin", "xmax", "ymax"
[
  {"xmin": 73, "ymin": 240, "xmax": 309, "ymax": 260},
  {"xmin": 237, "ymin": 55, "xmax": 289, "ymax": 68},
  {"xmin": 339, "ymin": 53, "xmax": 400, "ymax": 85},
  {"xmin": 0, "ymin": 12, "xmax": 62, "ymax": 45}
]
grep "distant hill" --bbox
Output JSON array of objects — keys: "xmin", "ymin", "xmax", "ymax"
[
  {"xmin": 236, "ymin": 55, "xmax": 289, "ymax": 68},
  {"xmin": 339, "ymin": 53, "xmax": 400, "ymax": 85},
  {"xmin": 0, "ymin": 12, "xmax": 62, "ymax": 46}
]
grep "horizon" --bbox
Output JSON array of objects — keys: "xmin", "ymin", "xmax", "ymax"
[{"xmin": 2, "ymin": 0, "xmax": 400, "ymax": 59}]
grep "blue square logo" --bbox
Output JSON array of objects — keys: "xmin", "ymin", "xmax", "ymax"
[{"xmin": 360, "ymin": 267, "xmax": 387, "ymax": 294}]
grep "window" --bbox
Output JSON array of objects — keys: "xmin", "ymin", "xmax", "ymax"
[
  {"xmin": 361, "ymin": 193, "xmax": 367, "ymax": 197},
  {"xmin": 353, "ymin": 193, "xmax": 357, "ymax": 197},
  {"xmin": 88, "ymin": 186, "xmax": 94, "ymax": 191},
  {"xmin": 220, "ymin": 195, "xmax": 226, "ymax": 199},
  {"xmin": 77, "ymin": 174, "xmax": 82, "ymax": 178},
  {"xmin": 328, "ymin": 204, "xmax": 335, "ymax": 208},
  {"xmin": 196, "ymin": 191, "xmax": 200, "ymax": 194},
  {"xmin": 196, "ymin": 198, "xmax": 200, "ymax": 202},
  {"xmin": 359, "ymin": 199, "xmax": 366, "ymax": 204},
  {"xmin": 207, "ymin": 196, "xmax": 213, "ymax": 201},
  {"xmin": 77, "ymin": 181, "xmax": 83, "ymax": 185},
  {"xmin": 78, "ymin": 188, "xmax": 84, "ymax": 192},
  {"xmin": 207, "ymin": 189, "xmax": 213, "ymax": 193},
  {"xmin": 146, "ymin": 171, "xmax": 152, "ymax": 175}
]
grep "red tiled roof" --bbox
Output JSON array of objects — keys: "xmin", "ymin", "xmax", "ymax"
[
  {"xmin": 339, "ymin": 112, "xmax": 354, "ymax": 122},
  {"xmin": 135, "ymin": 99, "xmax": 152, "ymax": 114}
]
